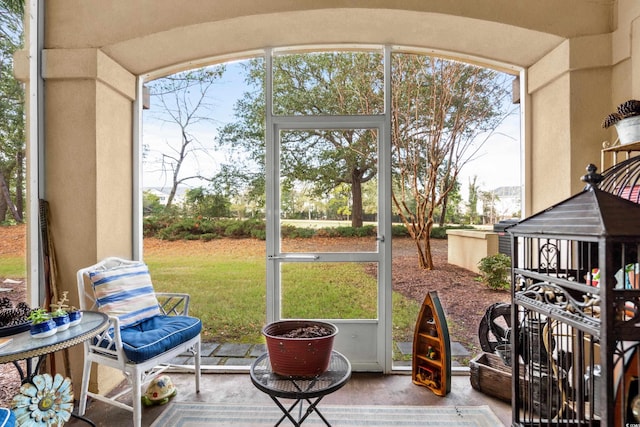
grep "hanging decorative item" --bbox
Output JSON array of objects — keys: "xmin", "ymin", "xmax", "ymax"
[{"xmin": 11, "ymin": 373, "xmax": 74, "ymax": 426}]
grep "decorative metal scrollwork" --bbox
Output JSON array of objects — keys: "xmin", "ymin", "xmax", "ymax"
[
  {"xmin": 517, "ymin": 280, "xmax": 600, "ymax": 319},
  {"xmin": 539, "ymin": 242, "xmax": 559, "ymax": 271}
]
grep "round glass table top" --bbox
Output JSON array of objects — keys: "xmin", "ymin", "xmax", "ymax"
[
  {"xmin": 0, "ymin": 311, "xmax": 109, "ymax": 364},
  {"xmin": 250, "ymin": 350, "xmax": 351, "ymax": 399}
]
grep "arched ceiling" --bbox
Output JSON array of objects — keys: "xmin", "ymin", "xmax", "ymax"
[{"xmin": 45, "ymin": 1, "xmax": 613, "ymax": 76}]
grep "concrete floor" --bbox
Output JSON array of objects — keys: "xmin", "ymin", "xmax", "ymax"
[{"xmin": 65, "ymin": 370, "xmax": 512, "ymax": 427}]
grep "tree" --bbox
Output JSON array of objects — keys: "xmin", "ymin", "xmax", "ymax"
[
  {"xmin": 438, "ymin": 176, "xmax": 462, "ymax": 226},
  {"xmin": 324, "ymin": 184, "xmax": 351, "ymax": 220},
  {"xmin": 217, "ymin": 52, "xmax": 513, "ymax": 269},
  {"xmin": 467, "ymin": 176, "xmax": 480, "ymax": 225},
  {"xmin": 142, "ymin": 191, "xmax": 163, "ymax": 215},
  {"xmin": 480, "ymin": 190, "xmax": 499, "ymax": 224},
  {"xmin": 0, "ymin": 0, "xmax": 21, "ymax": 15},
  {"xmin": 0, "ymin": 0, "xmax": 25, "ymax": 223},
  {"xmin": 216, "ymin": 53, "xmax": 384, "ymax": 227},
  {"xmin": 184, "ymin": 187, "xmax": 230, "ymax": 218},
  {"xmin": 391, "ymin": 55, "xmax": 512, "ymax": 269},
  {"xmin": 144, "ymin": 66, "xmax": 225, "ymax": 208}
]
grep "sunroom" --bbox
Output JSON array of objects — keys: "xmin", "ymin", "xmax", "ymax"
[{"xmin": 5, "ymin": 1, "xmax": 640, "ymax": 426}]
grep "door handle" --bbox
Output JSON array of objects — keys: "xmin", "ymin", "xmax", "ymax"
[{"xmin": 267, "ymin": 255, "xmax": 320, "ymax": 260}]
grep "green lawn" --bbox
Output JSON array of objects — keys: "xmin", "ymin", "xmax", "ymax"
[
  {"xmin": 0, "ymin": 256, "xmax": 25, "ymax": 279},
  {"xmin": 0, "ymin": 238, "xmax": 420, "ymax": 357},
  {"xmin": 145, "ymin": 251, "xmax": 419, "ymax": 348},
  {"xmin": 145, "ymin": 251, "xmax": 267, "ymax": 343}
]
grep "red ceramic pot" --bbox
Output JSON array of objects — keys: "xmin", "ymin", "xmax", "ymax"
[{"xmin": 262, "ymin": 320, "xmax": 338, "ymax": 378}]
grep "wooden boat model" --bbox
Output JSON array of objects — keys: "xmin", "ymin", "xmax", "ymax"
[{"xmin": 412, "ymin": 291, "xmax": 451, "ymax": 396}]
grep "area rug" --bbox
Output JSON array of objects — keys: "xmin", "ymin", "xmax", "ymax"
[{"xmin": 150, "ymin": 402, "xmax": 503, "ymax": 426}]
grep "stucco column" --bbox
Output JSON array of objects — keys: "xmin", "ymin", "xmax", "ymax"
[
  {"xmin": 40, "ymin": 48, "xmax": 136, "ymax": 393},
  {"xmin": 633, "ymin": 17, "xmax": 640, "ymax": 99},
  {"xmin": 526, "ymin": 35, "xmax": 612, "ymax": 214}
]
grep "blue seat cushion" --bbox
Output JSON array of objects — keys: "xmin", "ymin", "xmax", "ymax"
[{"xmin": 119, "ymin": 315, "xmax": 201, "ymax": 363}]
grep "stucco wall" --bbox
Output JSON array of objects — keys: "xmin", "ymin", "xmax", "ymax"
[
  {"xmin": 526, "ymin": 34, "xmax": 615, "ymax": 213},
  {"xmin": 32, "ymin": 47, "xmax": 136, "ymax": 391},
  {"xmin": 446, "ymin": 230, "xmax": 499, "ymax": 274},
  {"xmin": 12, "ymin": 0, "xmax": 640, "ymax": 396}
]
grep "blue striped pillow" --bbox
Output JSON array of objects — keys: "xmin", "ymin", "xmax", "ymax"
[{"xmin": 89, "ymin": 262, "xmax": 161, "ymax": 327}]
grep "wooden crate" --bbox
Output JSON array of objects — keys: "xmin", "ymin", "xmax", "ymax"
[{"xmin": 469, "ymin": 352, "xmax": 513, "ymax": 403}]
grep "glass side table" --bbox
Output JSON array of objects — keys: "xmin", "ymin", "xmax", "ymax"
[
  {"xmin": 250, "ymin": 350, "xmax": 351, "ymax": 427},
  {"xmin": 0, "ymin": 311, "xmax": 109, "ymax": 426},
  {"xmin": 0, "ymin": 310, "xmax": 109, "ymax": 382}
]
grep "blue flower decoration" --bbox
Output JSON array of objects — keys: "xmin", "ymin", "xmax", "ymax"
[{"xmin": 11, "ymin": 373, "xmax": 73, "ymax": 426}]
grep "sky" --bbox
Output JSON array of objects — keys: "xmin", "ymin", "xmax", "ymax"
[
  {"xmin": 142, "ymin": 60, "xmax": 522, "ymax": 201},
  {"xmin": 142, "ymin": 62, "xmax": 246, "ymax": 189},
  {"xmin": 459, "ymin": 113, "xmax": 522, "ymax": 195}
]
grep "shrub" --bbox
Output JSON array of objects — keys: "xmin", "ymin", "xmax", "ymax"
[
  {"xmin": 280, "ymin": 224, "xmax": 299, "ymax": 238},
  {"xmin": 290, "ymin": 227, "xmax": 315, "ymax": 238},
  {"xmin": 143, "ymin": 213, "xmax": 176, "ymax": 237},
  {"xmin": 248, "ymin": 219, "xmax": 266, "ymax": 240},
  {"xmin": 315, "ymin": 227, "xmax": 340, "ymax": 238},
  {"xmin": 145, "ymin": 216, "xmax": 267, "ymax": 240},
  {"xmin": 251, "ymin": 228, "xmax": 266, "ymax": 240},
  {"xmin": 391, "ymin": 224, "xmax": 409, "ymax": 237},
  {"xmin": 144, "ymin": 215, "xmax": 481, "ymax": 243},
  {"xmin": 353, "ymin": 225, "xmax": 376, "ymax": 237},
  {"xmin": 430, "ymin": 224, "xmax": 475, "ymax": 239},
  {"xmin": 430, "ymin": 226, "xmax": 448, "ymax": 239},
  {"xmin": 393, "ymin": 224, "xmax": 475, "ymax": 240},
  {"xmin": 224, "ymin": 221, "xmax": 248, "ymax": 238},
  {"xmin": 476, "ymin": 253, "xmax": 511, "ymax": 291}
]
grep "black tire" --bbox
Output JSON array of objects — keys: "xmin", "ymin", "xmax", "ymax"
[{"xmin": 478, "ymin": 303, "xmax": 512, "ymax": 353}]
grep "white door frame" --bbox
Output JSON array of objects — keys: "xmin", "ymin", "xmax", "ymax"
[{"xmin": 264, "ymin": 47, "xmax": 393, "ymax": 372}]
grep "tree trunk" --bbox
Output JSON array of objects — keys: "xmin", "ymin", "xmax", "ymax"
[
  {"xmin": 0, "ymin": 173, "xmax": 21, "ymax": 222},
  {"xmin": 415, "ymin": 221, "xmax": 435, "ymax": 270},
  {"xmin": 166, "ymin": 186, "xmax": 177, "ymax": 209},
  {"xmin": 392, "ymin": 193, "xmax": 436, "ymax": 270},
  {"xmin": 15, "ymin": 150, "xmax": 24, "ymax": 220},
  {"xmin": 422, "ymin": 230, "xmax": 434, "ymax": 270},
  {"xmin": 439, "ymin": 195, "xmax": 448, "ymax": 227},
  {"xmin": 0, "ymin": 183, "xmax": 6, "ymax": 222},
  {"xmin": 351, "ymin": 173, "xmax": 363, "ymax": 228}
]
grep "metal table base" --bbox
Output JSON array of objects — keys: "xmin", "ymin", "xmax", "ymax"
[{"xmin": 250, "ymin": 350, "xmax": 351, "ymax": 427}]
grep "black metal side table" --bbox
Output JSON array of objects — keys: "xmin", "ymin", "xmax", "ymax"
[{"xmin": 250, "ymin": 350, "xmax": 351, "ymax": 427}]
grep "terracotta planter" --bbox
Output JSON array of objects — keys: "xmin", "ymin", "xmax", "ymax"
[{"xmin": 262, "ymin": 320, "xmax": 338, "ymax": 377}]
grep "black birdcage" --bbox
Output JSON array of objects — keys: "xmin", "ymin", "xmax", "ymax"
[
  {"xmin": 508, "ymin": 164, "xmax": 640, "ymax": 426},
  {"xmin": 600, "ymin": 155, "xmax": 640, "ymax": 204}
]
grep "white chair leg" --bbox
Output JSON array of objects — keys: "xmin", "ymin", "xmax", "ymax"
[
  {"xmin": 132, "ymin": 372, "xmax": 143, "ymax": 427},
  {"xmin": 78, "ymin": 357, "xmax": 93, "ymax": 416},
  {"xmin": 195, "ymin": 339, "xmax": 201, "ymax": 393}
]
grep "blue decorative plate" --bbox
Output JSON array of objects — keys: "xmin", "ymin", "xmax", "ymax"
[{"xmin": 0, "ymin": 321, "xmax": 31, "ymax": 337}]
